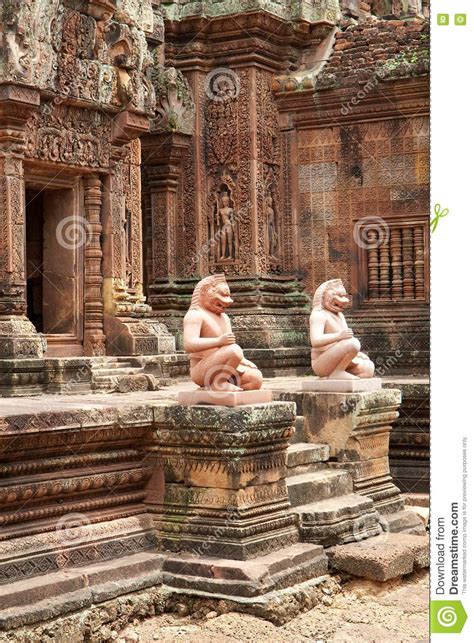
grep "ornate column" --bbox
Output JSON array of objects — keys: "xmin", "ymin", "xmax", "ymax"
[
  {"xmin": 0, "ymin": 85, "xmax": 44, "ymax": 360},
  {"xmin": 83, "ymin": 174, "xmax": 106, "ymax": 356}
]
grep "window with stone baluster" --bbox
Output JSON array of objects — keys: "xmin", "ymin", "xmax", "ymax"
[{"xmin": 352, "ymin": 217, "xmax": 429, "ymax": 306}]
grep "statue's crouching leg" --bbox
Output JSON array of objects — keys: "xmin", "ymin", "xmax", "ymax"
[
  {"xmin": 312, "ymin": 338, "xmax": 361, "ymax": 380},
  {"xmin": 192, "ymin": 344, "xmax": 245, "ymax": 390},
  {"xmin": 348, "ymin": 358, "xmax": 375, "ymax": 379},
  {"xmin": 240, "ymin": 366, "xmax": 263, "ymax": 391}
]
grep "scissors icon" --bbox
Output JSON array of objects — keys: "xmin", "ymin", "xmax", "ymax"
[{"xmin": 430, "ymin": 203, "xmax": 449, "ymax": 233}]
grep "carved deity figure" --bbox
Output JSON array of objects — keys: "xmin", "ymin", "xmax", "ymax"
[
  {"xmin": 266, "ymin": 195, "xmax": 278, "ymax": 258},
  {"xmin": 218, "ymin": 191, "xmax": 238, "ymax": 261},
  {"xmin": 183, "ymin": 275, "xmax": 263, "ymax": 391},
  {"xmin": 310, "ymin": 279, "xmax": 375, "ymax": 380}
]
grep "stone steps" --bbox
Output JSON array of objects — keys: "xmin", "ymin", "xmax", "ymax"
[
  {"xmin": 287, "ymin": 469, "xmax": 353, "ymax": 506},
  {"xmin": 0, "ymin": 552, "xmax": 164, "ymax": 629},
  {"xmin": 90, "ymin": 358, "xmax": 146, "ymax": 391},
  {"xmin": 287, "ymin": 442, "xmax": 330, "ymax": 475},
  {"xmin": 296, "ymin": 493, "xmax": 382, "ymax": 547}
]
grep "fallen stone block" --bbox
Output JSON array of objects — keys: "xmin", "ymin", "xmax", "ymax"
[{"xmin": 327, "ymin": 533, "xmax": 429, "ymax": 581}]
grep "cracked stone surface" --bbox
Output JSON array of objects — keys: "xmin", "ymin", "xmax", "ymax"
[{"xmin": 122, "ymin": 570, "xmax": 428, "ymax": 642}]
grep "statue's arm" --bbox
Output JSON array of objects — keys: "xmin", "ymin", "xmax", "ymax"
[
  {"xmin": 310, "ymin": 311, "xmax": 342, "ymax": 348},
  {"xmin": 183, "ymin": 312, "xmax": 223, "ymax": 353}
]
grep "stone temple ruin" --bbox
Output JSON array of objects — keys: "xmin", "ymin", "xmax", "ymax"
[{"xmin": 0, "ymin": 0, "xmax": 429, "ymax": 639}]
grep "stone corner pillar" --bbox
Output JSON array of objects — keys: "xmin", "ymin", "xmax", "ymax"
[
  {"xmin": 302, "ymin": 388, "xmax": 406, "ymax": 515},
  {"xmin": 143, "ymin": 400, "xmax": 328, "ymax": 598},
  {"xmin": 141, "ymin": 131, "xmax": 193, "ymax": 293}
]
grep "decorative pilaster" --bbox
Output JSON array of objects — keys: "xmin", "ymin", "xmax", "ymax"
[
  {"xmin": 141, "ymin": 132, "xmax": 193, "ymax": 295},
  {"xmin": 0, "ymin": 84, "xmax": 44, "ymax": 361},
  {"xmin": 83, "ymin": 174, "xmax": 106, "ymax": 356}
]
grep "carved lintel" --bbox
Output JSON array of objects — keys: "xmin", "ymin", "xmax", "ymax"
[{"xmin": 111, "ymin": 110, "xmax": 150, "ymax": 147}]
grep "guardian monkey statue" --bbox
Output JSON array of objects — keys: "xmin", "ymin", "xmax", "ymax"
[
  {"xmin": 183, "ymin": 274, "xmax": 263, "ymax": 391},
  {"xmin": 310, "ymin": 279, "xmax": 375, "ymax": 380}
]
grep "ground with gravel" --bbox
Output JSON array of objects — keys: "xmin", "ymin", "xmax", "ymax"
[{"xmin": 119, "ymin": 570, "xmax": 429, "ymax": 643}]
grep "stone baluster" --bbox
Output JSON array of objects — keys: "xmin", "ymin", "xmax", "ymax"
[
  {"xmin": 390, "ymin": 227, "xmax": 403, "ymax": 300},
  {"xmin": 367, "ymin": 228, "xmax": 380, "ymax": 299},
  {"xmin": 402, "ymin": 227, "xmax": 415, "ymax": 299},
  {"xmin": 413, "ymin": 225, "xmax": 425, "ymax": 299},
  {"xmin": 378, "ymin": 238, "xmax": 391, "ymax": 299}
]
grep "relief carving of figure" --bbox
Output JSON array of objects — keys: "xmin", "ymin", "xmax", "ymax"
[
  {"xmin": 217, "ymin": 191, "xmax": 238, "ymax": 261},
  {"xmin": 266, "ymin": 194, "xmax": 278, "ymax": 259},
  {"xmin": 183, "ymin": 275, "xmax": 263, "ymax": 391},
  {"xmin": 310, "ymin": 279, "xmax": 375, "ymax": 380}
]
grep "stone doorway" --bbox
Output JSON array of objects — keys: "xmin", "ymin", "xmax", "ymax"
[{"xmin": 25, "ymin": 183, "xmax": 84, "ymax": 357}]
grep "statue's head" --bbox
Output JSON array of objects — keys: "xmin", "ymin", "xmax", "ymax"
[
  {"xmin": 190, "ymin": 274, "xmax": 233, "ymax": 315},
  {"xmin": 221, "ymin": 191, "xmax": 230, "ymax": 206},
  {"xmin": 313, "ymin": 279, "xmax": 350, "ymax": 314}
]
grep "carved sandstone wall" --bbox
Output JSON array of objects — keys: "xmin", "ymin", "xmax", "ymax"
[{"xmin": 274, "ymin": 16, "xmax": 429, "ymax": 372}]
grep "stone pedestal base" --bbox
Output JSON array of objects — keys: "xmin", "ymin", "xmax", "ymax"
[
  {"xmin": 146, "ymin": 402, "xmax": 300, "ymax": 560},
  {"xmin": 296, "ymin": 389, "xmax": 410, "ymax": 516},
  {"xmin": 302, "ymin": 378, "xmax": 382, "ymax": 393},
  {"xmin": 0, "ymin": 316, "xmax": 45, "ymax": 359},
  {"xmin": 0, "ymin": 358, "xmax": 45, "ymax": 396},
  {"xmin": 162, "ymin": 542, "xmax": 327, "ymax": 598},
  {"xmin": 104, "ymin": 315, "xmax": 176, "ymax": 355},
  {"xmin": 177, "ymin": 388, "xmax": 272, "ymax": 407}
]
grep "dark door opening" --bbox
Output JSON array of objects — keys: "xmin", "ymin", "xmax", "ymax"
[{"xmin": 25, "ymin": 187, "xmax": 83, "ymax": 355}]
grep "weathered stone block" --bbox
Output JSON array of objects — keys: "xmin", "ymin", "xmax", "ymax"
[
  {"xmin": 146, "ymin": 402, "xmax": 300, "ymax": 559},
  {"xmin": 327, "ymin": 533, "xmax": 429, "ymax": 581},
  {"xmin": 300, "ymin": 389, "xmax": 406, "ymax": 515}
]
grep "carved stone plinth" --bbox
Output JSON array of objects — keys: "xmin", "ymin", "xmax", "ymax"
[
  {"xmin": 104, "ymin": 316, "xmax": 176, "ymax": 356},
  {"xmin": 43, "ymin": 358, "xmax": 93, "ymax": 394},
  {"xmin": 177, "ymin": 388, "xmax": 272, "ymax": 407},
  {"xmin": 302, "ymin": 378, "xmax": 382, "ymax": 393},
  {"xmin": 0, "ymin": 357, "xmax": 45, "ymax": 396},
  {"xmin": 298, "ymin": 389, "xmax": 406, "ymax": 515},
  {"xmin": 146, "ymin": 402, "xmax": 300, "ymax": 560},
  {"xmin": 145, "ymin": 401, "xmax": 328, "ymax": 598}
]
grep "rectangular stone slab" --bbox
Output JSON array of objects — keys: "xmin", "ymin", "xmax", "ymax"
[
  {"xmin": 327, "ymin": 533, "xmax": 429, "ymax": 581},
  {"xmin": 177, "ymin": 388, "xmax": 273, "ymax": 407},
  {"xmin": 302, "ymin": 378, "xmax": 382, "ymax": 393},
  {"xmin": 162, "ymin": 542, "xmax": 328, "ymax": 598}
]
